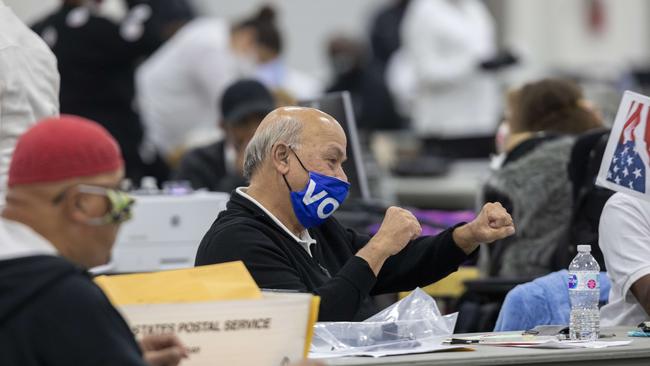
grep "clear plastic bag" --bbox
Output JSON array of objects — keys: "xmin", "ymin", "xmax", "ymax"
[{"xmin": 311, "ymin": 288, "xmax": 457, "ymax": 354}]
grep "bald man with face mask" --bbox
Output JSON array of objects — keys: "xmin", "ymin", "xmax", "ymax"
[{"xmin": 196, "ymin": 107, "xmax": 515, "ymax": 321}]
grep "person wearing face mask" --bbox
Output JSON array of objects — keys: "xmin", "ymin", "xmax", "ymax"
[
  {"xmin": 195, "ymin": 107, "xmax": 516, "ymax": 321},
  {"xmin": 0, "ymin": 115, "xmax": 188, "ymax": 365},
  {"xmin": 246, "ymin": 5, "xmax": 322, "ymax": 101},
  {"xmin": 136, "ymin": 12, "xmax": 258, "ymax": 163},
  {"xmin": 325, "ymin": 35, "xmax": 403, "ymax": 131},
  {"xmin": 479, "ymin": 79, "xmax": 604, "ymax": 278},
  {"xmin": 387, "ymin": 0, "xmax": 500, "ymax": 155},
  {"xmin": 173, "ymin": 79, "xmax": 275, "ymax": 192}
]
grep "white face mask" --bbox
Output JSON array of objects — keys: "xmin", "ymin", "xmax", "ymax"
[
  {"xmin": 224, "ymin": 142, "xmax": 238, "ymax": 175},
  {"xmin": 495, "ymin": 122, "xmax": 510, "ymax": 154},
  {"xmin": 232, "ymin": 52, "xmax": 258, "ymax": 76}
]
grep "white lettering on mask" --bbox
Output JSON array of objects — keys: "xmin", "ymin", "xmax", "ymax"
[
  {"xmin": 317, "ymin": 198, "xmax": 339, "ymax": 219},
  {"xmin": 302, "ymin": 179, "xmax": 327, "ymax": 205}
]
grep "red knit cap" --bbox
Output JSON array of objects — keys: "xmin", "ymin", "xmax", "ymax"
[{"xmin": 8, "ymin": 115, "xmax": 124, "ymax": 187}]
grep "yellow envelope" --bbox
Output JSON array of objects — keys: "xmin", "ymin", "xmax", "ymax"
[
  {"xmin": 304, "ymin": 296, "xmax": 321, "ymax": 357},
  {"xmin": 95, "ymin": 261, "xmax": 262, "ymax": 305}
]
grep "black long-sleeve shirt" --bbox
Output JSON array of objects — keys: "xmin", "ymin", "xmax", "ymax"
[{"xmin": 195, "ymin": 190, "xmax": 473, "ymax": 321}]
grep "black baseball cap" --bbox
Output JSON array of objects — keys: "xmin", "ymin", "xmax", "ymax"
[{"xmin": 220, "ymin": 79, "xmax": 275, "ymax": 125}]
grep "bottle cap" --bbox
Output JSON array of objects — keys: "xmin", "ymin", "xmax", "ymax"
[
  {"xmin": 577, "ymin": 245, "xmax": 591, "ymax": 252},
  {"xmin": 140, "ymin": 176, "xmax": 158, "ymax": 190}
]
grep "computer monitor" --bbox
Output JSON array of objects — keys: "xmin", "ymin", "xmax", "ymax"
[{"xmin": 299, "ymin": 91, "xmax": 371, "ymax": 202}]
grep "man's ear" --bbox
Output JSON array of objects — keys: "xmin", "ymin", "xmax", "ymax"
[
  {"xmin": 63, "ymin": 190, "xmax": 91, "ymax": 224},
  {"xmin": 271, "ymin": 143, "xmax": 291, "ymax": 175}
]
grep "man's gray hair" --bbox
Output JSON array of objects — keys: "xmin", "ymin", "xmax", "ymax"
[{"xmin": 242, "ymin": 114, "xmax": 303, "ymax": 179}]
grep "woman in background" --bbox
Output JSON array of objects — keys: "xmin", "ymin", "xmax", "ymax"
[
  {"xmin": 247, "ymin": 5, "xmax": 322, "ymax": 100},
  {"xmin": 480, "ymin": 78, "xmax": 603, "ymax": 278}
]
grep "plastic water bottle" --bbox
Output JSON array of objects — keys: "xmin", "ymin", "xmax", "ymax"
[{"xmin": 568, "ymin": 244, "xmax": 600, "ymax": 341}]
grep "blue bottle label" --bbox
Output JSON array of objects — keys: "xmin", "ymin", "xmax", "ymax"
[{"xmin": 568, "ymin": 273, "xmax": 578, "ymax": 289}]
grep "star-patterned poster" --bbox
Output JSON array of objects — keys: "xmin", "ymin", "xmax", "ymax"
[{"xmin": 597, "ymin": 91, "xmax": 650, "ymax": 200}]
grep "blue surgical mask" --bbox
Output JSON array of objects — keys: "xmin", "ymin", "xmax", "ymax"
[{"xmin": 283, "ymin": 147, "xmax": 350, "ymax": 228}]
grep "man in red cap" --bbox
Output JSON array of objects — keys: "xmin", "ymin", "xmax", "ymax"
[{"xmin": 0, "ymin": 115, "xmax": 187, "ymax": 365}]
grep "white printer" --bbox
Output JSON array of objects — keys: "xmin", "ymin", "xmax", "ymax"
[{"xmin": 99, "ymin": 191, "xmax": 230, "ymax": 274}]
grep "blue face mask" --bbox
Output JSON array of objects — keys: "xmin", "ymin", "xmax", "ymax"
[{"xmin": 283, "ymin": 148, "xmax": 350, "ymax": 228}]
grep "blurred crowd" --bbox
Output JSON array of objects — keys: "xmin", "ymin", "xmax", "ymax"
[
  {"xmin": 2, "ymin": 0, "xmax": 629, "ymax": 278},
  {"xmin": 7, "ymin": 0, "xmax": 528, "ymax": 187},
  {"xmin": 3, "ymin": 0, "xmax": 650, "ymax": 345}
]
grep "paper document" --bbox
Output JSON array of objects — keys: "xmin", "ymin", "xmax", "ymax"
[
  {"xmin": 121, "ymin": 293, "xmax": 317, "ymax": 364},
  {"xmin": 511, "ymin": 340, "xmax": 632, "ymax": 349},
  {"xmin": 447, "ymin": 333, "xmax": 632, "ymax": 349},
  {"xmin": 448, "ymin": 333, "xmax": 557, "ymax": 345},
  {"xmin": 309, "ymin": 339, "xmax": 470, "ymax": 359},
  {"xmin": 95, "ymin": 261, "xmax": 320, "ymax": 365},
  {"xmin": 94, "ymin": 261, "xmax": 261, "ymax": 304}
]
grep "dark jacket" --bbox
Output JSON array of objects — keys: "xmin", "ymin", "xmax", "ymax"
[
  {"xmin": 174, "ymin": 140, "xmax": 246, "ymax": 192},
  {"xmin": 195, "ymin": 191, "xmax": 472, "ymax": 321},
  {"xmin": 0, "ymin": 255, "xmax": 146, "ymax": 366},
  {"xmin": 32, "ymin": 4, "xmax": 164, "ymax": 182}
]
